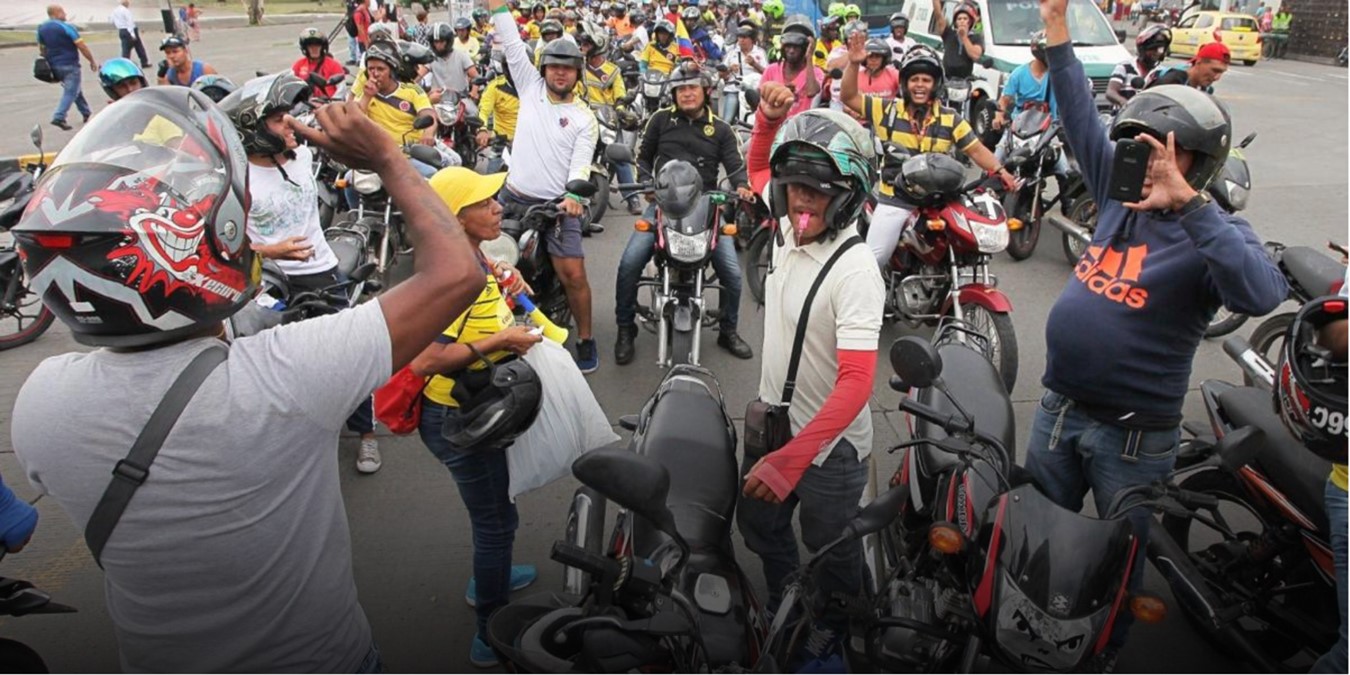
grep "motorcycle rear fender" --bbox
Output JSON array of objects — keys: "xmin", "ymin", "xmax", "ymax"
[{"xmin": 948, "ymin": 285, "xmax": 1013, "ymax": 314}]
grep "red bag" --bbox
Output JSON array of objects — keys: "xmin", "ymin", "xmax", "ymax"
[{"xmin": 374, "ymin": 366, "xmax": 430, "ymax": 435}]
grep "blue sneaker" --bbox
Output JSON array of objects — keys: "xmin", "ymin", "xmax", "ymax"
[
  {"xmin": 470, "ymin": 634, "xmax": 499, "ymax": 668},
  {"xmin": 575, "ymin": 338, "xmax": 599, "ymax": 374},
  {"xmin": 465, "ymin": 564, "xmax": 538, "ymax": 607}
]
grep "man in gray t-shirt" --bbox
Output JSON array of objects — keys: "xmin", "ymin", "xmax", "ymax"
[
  {"xmin": 426, "ymin": 24, "xmax": 478, "ymax": 100},
  {"xmin": 10, "ymin": 91, "xmax": 486, "ymax": 671}
]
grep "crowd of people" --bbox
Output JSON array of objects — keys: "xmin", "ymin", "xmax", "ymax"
[{"xmin": 9, "ymin": 0, "xmax": 1346, "ymax": 672}]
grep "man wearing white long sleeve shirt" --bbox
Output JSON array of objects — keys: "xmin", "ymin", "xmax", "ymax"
[
  {"xmin": 489, "ymin": 1, "xmax": 602, "ymax": 373},
  {"xmin": 110, "ymin": 0, "xmax": 150, "ymax": 68}
]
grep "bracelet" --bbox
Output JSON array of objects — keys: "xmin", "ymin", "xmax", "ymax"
[{"xmin": 564, "ymin": 192, "xmax": 583, "ymax": 202}]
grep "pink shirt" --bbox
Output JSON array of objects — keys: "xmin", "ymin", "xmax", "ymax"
[
  {"xmin": 761, "ymin": 62, "xmax": 826, "ymax": 119},
  {"xmin": 849, "ymin": 65, "xmax": 900, "ymax": 120}
]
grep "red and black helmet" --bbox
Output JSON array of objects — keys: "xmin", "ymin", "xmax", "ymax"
[
  {"xmin": 12, "ymin": 86, "xmax": 258, "ymax": 348},
  {"xmin": 1275, "ymin": 294, "xmax": 1348, "ymax": 464}
]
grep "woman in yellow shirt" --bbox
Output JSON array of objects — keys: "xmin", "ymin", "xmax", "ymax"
[{"xmin": 410, "ymin": 166, "xmax": 541, "ymax": 667}]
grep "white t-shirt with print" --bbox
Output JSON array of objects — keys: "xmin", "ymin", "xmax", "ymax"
[{"xmin": 245, "ymin": 145, "xmax": 339, "ymax": 276}]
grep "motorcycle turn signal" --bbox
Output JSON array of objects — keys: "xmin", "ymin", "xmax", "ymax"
[
  {"xmin": 1129, "ymin": 593, "xmax": 1167, "ymax": 624},
  {"xmin": 928, "ymin": 521, "xmax": 966, "ymax": 555}
]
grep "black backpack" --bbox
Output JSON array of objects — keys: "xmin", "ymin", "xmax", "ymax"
[{"xmin": 344, "ymin": 0, "xmax": 359, "ymax": 37}]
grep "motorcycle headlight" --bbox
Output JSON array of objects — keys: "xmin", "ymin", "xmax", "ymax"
[
  {"xmin": 946, "ymin": 85, "xmax": 970, "ymax": 103},
  {"xmin": 480, "ymin": 232, "xmax": 520, "ymax": 267},
  {"xmin": 665, "ymin": 228, "xmax": 710, "ymax": 263},
  {"xmin": 436, "ymin": 104, "xmax": 458, "ymax": 127},
  {"xmin": 352, "ymin": 170, "xmax": 383, "ymax": 194},
  {"xmin": 971, "ymin": 219, "xmax": 1009, "ymax": 254},
  {"xmin": 644, "ymin": 82, "xmax": 665, "ymax": 97}
]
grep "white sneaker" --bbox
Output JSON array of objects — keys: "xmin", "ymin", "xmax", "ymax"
[{"xmin": 356, "ymin": 437, "xmax": 382, "ymax": 474}]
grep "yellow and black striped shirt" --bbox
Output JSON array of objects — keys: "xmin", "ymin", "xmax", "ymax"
[
  {"xmin": 863, "ymin": 95, "xmax": 978, "ymax": 198},
  {"xmin": 424, "ymin": 273, "xmax": 517, "ymax": 407}
]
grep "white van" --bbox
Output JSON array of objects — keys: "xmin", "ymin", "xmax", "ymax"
[{"xmin": 860, "ymin": 0, "xmax": 1130, "ymax": 140}]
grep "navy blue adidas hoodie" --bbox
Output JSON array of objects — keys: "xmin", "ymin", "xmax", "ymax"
[{"xmin": 1041, "ymin": 42, "xmax": 1286, "ymax": 427}]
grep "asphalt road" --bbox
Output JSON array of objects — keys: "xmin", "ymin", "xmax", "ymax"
[{"xmin": 1, "ymin": 21, "xmax": 1347, "ymax": 673}]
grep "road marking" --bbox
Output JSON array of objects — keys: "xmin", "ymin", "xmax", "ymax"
[
  {"xmin": 1327, "ymin": 73, "xmax": 1349, "ymax": 80},
  {"xmin": 1261, "ymin": 69, "xmax": 1327, "ymax": 82}
]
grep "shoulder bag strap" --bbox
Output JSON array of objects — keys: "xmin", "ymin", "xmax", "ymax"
[
  {"xmin": 780, "ymin": 235, "xmax": 862, "ymax": 406},
  {"xmin": 83, "ymin": 343, "xmax": 229, "ymax": 568}
]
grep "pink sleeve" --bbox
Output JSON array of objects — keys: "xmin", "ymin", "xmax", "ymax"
[
  {"xmin": 748, "ymin": 349, "xmax": 877, "ymax": 500},
  {"xmin": 747, "ymin": 109, "xmax": 783, "ymax": 196}
]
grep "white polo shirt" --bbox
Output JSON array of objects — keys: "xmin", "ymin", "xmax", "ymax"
[{"xmin": 757, "ymin": 211, "xmax": 885, "ymax": 464}]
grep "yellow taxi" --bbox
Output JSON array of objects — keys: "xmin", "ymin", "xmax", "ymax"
[{"xmin": 1170, "ymin": 11, "xmax": 1262, "ymax": 65}]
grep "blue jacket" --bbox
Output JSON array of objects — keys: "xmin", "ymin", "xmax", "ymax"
[
  {"xmin": 690, "ymin": 26, "xmax": 723, "ymax": 62},
  {"xmin": 1040, "ymin": 42, "xmax": 1286, "ymax": 426}
]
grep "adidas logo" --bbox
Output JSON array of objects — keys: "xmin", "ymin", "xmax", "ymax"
[{"xmin": 1074, "ymin": 244, "xmax": 1150, "ymax": 309}]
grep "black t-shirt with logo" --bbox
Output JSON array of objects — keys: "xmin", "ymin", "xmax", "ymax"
[{"xmin": 941, "ymin": 26, "xmax": 983, "ymax": 79}]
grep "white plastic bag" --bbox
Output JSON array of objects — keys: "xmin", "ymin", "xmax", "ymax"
[{"xmin": 507, "ymin": 340, "xmax": 619, "ymax": 500}]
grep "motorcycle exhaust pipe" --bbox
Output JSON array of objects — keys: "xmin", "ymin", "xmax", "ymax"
[{"xmin": 1046, "ymin": 213, "xmax": 1091, "ymax": 246}]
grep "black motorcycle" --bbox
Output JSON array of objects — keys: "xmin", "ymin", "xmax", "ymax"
[
  {"xmin": 1, "ymin": 546, "xmax": 76, "ymax": 673},
  {"xmin": 1000, "ymin": 103, "xmax": 1082, "ymax": 261},
  {"xmin": 497, "ymin": 179, "xmax": 599, "ymax": 331},
  {"xmin": 1238, "ymin": 242, "xmax": 1345, "ymax": 383},
  {"xmin": 618, "ymin": 161, "xmax": 736, "ymax": 367},
  {"xmin": 488, "ymin": 365, "xmax": 765, "ymax": 672},
  {"xmin": 0, "ymin": 125, "xmax": 56, "ymax": 351}
]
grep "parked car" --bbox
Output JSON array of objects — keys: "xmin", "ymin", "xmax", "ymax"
[{"xmin": 1170, "ymin": 11, "xmax": 1262, "ymax": 65}]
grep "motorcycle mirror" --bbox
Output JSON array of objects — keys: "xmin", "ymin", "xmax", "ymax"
[
  {"xmin": 29, "ymin": 124, "xmax": 42, "ymax": 152},
  {"xmin": 328, "ymin": 73, "xmax": 347, "ymax": 86},
  {"xmin": 1130, "ymin": 76, "xmax": 1147, "ymax": 90},
  {"xmin": 844, "ymin": 484, "xmax": 909, "ymax": 539},
  {"xmin": 743, "ymin": 88, "xmax": 761, "ymax": 111},
  {"xmin": 413, "ymin": 115, "xmax": 436, "ymax": 131},
  {"xmin": 1215, "ymin": 425, "xmax": 1265, "ymax": 472},
  {"xmin": 307, "ymin": 72, "xmax": 327, "ymax": 87},
  {"xmin": 572, "ymin": 446, "xmax": 680, "ymax": 538},
  {"xmin": 827, "ymin": 67, "xmax": 844, "ymax": 80},
  {"xmin": 1239, "ymin": 131, "xmax": 1257, "ymax": 149},
  {"xmin": 255, "ymin": 69, "xmax": 269, "ymax": 77},
  {"xmin": 889, "ymin": 336, "xmax": 943, "ymax": 389},
  {"xmin": 349, "ymin": 262, "xmax": 378, "ymax": 282},
  {"xmin": 604, "ymin": 143, "xmax": 635, "ymax": 165},
  {"xmin": 565, "ymin": 179, "xmax": 598, "ymax": 199},
  {"xmin": 1114, "ymin": 28, "xmax": 1128, "ymax": 43}
]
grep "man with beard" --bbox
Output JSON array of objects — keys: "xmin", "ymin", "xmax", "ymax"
[
  {"xmin": 838, "ymin": 33, "xmax": 1014, "ymax": 268},
  {"xmin": 761, "ymin": 15, "xmax": 824, "ymax": 119},
  {"xmin": 490, "ymin": 0, "xmax": 603, "ymax": 373}
]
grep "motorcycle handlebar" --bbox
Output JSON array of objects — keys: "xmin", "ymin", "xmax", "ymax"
[{"xmin": 551, "ymin": 541, "xmax": 619, "ymax": 581}]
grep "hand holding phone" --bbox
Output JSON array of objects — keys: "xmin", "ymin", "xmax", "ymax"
[{"xmin": 1108, "ymin": 138, "xmax": 1150, "ymax": 204}]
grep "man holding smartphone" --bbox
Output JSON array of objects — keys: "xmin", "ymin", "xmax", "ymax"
[{"xmin": 1029, "ymin": 0, "xmax": 1286, "ymax": 667}]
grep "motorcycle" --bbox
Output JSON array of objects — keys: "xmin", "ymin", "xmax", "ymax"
[
  {"xmin": 590, "ymin": 103, "xmax": 642, "ymax": 224},
  {"xmin": 497, "ymin": 178, "xmax": 599, "ymax": 331},
  {"xmin": 227, "ymin": 249, "xmax": 380, "ymax": 338},
  {"xmin": 878, "ymin": 149, "xmax": 1020, "ymax": 393},
  {"xmin": 432, "ymin": 89, "xmax": 483, "ymax": 169},
  {"xmin": 638, "ymin": 70, "xmax": 669, "ymax": 118},
  {"xmin": 488, "ymin": 366, "xmax": 764, "ymax": 671},
  {"xmin": 1148, "ymin": 335, "xmax": 1340, "ymax": 670},
  {"xmin": 617, "ymin": 164, "xmax": 738, "ymax": 368},
  {"xmin": 1237, "ymin": 242, "xmax": 1345, "ymax": 385},
  {"xmin": 1, "ymin": 546, "xmax": 77, "ymax": 672},
  {"xmin": 0, "ymin": 125, "xmax": 56, "ymax": 351},
  {"xmin": 999, "ymin": 102, "xmax": 1082, "ymax": 262},
  {"xmin": 944, "ymin": 75, "xmax": 1000, "ymax": 153}
]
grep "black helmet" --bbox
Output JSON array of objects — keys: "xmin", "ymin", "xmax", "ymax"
[
  {"xmin": 1136, "ymin": 24, "xmax": 1172, "ymax": 54},
  {"xmin": 429, "ymin": 22, "xmax": 454, "ymax": 54},
  {"xmin": 666, "ymin": 60, "xmax": 711, "ymax": 90},
  {"xmin": 1030, "ymin": 30, "xmax": 1048, "ymax": 62},
  {"xmin": 191, "ymin": 74, "xmax": 238, "ymax": 103},
  {"xmin": 13, "ymin": 87, "xmax": 257, "ymax": 348},
  {"xmin": 443, "ymin": 355, "xmax": 543, "ymax": 450},
  {"xmin": 782, "ymin": 14, "xmax": 815, "ymax": 39},
  {"xmin": 299, "ymin": 27, "xmax": 329, "ymax": 54},
  {"xmin": 538, "ymin": 38, "xmax": 585, "ymax": 74},
  {"xmin": 898, "ymin": 44, "xmax": 943, "ymax": 92},
  {"xmin": 630, "ymin": 10, "xmax": 647, "ymax": 23},
  {"xmin": 1109, "ymin": 85, "xmax": 1231, "ymax": 191},
  {"xmin": 473, "ymin": 7, "xmax": 490, "ymax": 21},
  {"xmin": 159, "ymin": 35, "xmax": 187, "ymax": 51},
  {"xmin": 220, "ymin": 72, "xmax": 310, "ymax": 156},
  {"xmin": 654, "ymin": 160, "xmax": 704, "ymax": 218},
  {"xmin": 889, "ymin": 12, "xmax": 909, "ymax": 29},
  {"xmin": 768, "ymin": 109, "xmax": 876, "ymax": 236},
  {"xmin": 539, "ymin": 18, "xmax": 565, "ymax": 38},
  {"xmin": 896, "ymin": 152, "xmax": 966, "ymax": 206},
  {"xmin": 1275, "ymin": 295, "xmax": 1348, "ymax": 464},
  {"xmin": 399, "ymin": 40, "xmax": 435, "ymax": 82},
  {"xmin": 364, "ymin": 39, "xmax": 402, "ymax": 73},
  {"xmin": 864, "ymin": 38, "xmax": 890, "ymax": 59},
  {"xmin": 454, "ymin": 17, "xmax": 473, "ymax": 31}
]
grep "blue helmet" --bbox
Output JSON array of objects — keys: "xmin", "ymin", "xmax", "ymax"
[{"xmin": 98, "ymin": 58, "xmax": 147, "ymax": 100}]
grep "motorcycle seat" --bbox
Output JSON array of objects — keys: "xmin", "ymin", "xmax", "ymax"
[
  {"xmin": 634, "ymin": 380, "xmax": 738, "ymax": 553},
  {"xmin": 327, "ymin": 230, "xmax": 365, "ymax": 278},
  {"xmin": 914, "ymin": 343, "xmax": 1017, "ymax": 481},
  {"xmin": 1217, "ymin": 386, "xmax": 1330, "ymax": 533},
  {"xmin": 1282, "ymin": 247, "xmax": 1345, "ymax": 298}
]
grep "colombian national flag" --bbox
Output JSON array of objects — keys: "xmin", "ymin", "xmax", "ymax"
[{"xmin": 674, "ymin": 17, "xmax": 696, "ymax": 59}]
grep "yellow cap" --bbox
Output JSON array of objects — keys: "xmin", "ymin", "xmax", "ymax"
[{"xmin": 428, "ymin": 167, "xmax": 508, "ymax": 215}]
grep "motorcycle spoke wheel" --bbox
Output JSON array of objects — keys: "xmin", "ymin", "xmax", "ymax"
[
  {"xmin": 1160, "ymin": 469, "xmax": 1335, "ymax": 665},
  {"xmin": 1062, "ymin": 196, "xmax": 1096, "ymax": 265},
  {"xmin": 0, "ymin": 270, "xmax": 56, "ymax": 351},
  {"xmin": 950, "ymin": 303, "xmax": 1019, "ymax": 393},
  {"xmin": 745, "ymin": 228, "xmax": 772, "ymax": 304},
  {"xmin": 1246, "ymin": 313, "xmax": 1295, "ymax": 389},
  {"xmin": 1003, "ymin": 189, "xmax": 1040, "ymax": 261}
]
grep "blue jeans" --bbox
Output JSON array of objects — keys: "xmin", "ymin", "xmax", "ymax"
[
  {"xmin": 348, "ymin": 34, "xmax": 362, "ymax": 63},
  {"xmin": 615, "ymin": 203, "xmax": 742, "ymax": 332},
  {"xmin": 343, "ymin": 157, "xmax": 438, "ymax": 210},
  {"xmin": 1023, "ymin": 389, "xmax": 1179, "ymax": 651},
  {"xmin": 719, "ymin": 93, "xmax": 739, "ymax": 124},
  {"xmin": 52, "ymin": 64, "xmax": 91, "ymax": 124},
  {"xmin": 613, "ymin": 161, "xmax": 638, "ymax": 201},
  {"xmin": 419, "ymin": 400, "xmax": 519, "ymax": 637},
  {"xmin": 737, "ymin": 439, "xmax": 868, "ymax": 613},
  {"xmin": 1313, "ymin": 480, "xmax": 1349, "ymax": 673}
]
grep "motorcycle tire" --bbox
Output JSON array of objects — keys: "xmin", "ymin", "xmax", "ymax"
[
  {"xmin": 1003, "ymin": 188, "xmax": 1040, "ymax": 262},
  {"xmin": 0, "ymin": 265, "xmax": 55, "ymax": 351},
  {"xmin": 1160, "ymin": 468, "xmax": 1338, "ymax": 665},
  {"xmin": 1245, "ymin": 312, "xmax": 1295, "ymax": 389},
  {"xmin": 972, "ymin": 99, "xmax": 1001, "ymax": 152},
  {"xmin": 562, "ymin": 486, "xmax": 606, "ymax": 596},
  {"xmin": 670, "ymin": 326, "xmax": 694, "ymax": 366},
  {"xmin": 1204, "ymin": 307, "xmax": 1250, "ymax": 338},
  {"xmin": 1061, "ymin": 195, "xmax": 1096, "ymax": 265},
  {"xmin": 589, "ymin": 173, "xmax": 610, "ymax": 225},
  {"xmin": 953, "ymin": 302, "xmax": 1019, "ymax": 393},
  {"xmin": 744, "ymin": 227, "xmax": 773, "ymax": 305}
]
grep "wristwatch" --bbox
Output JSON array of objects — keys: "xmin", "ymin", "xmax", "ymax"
[{"xmin": 1177, "ymin": 191, "xmax": 1211, "ymax": 218}]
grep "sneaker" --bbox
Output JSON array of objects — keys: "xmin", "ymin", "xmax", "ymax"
[
  {"xmin": 356, "ymin": 437, "xmax": 382, "ymax": 474},
  {"xmin": 717, "ymin": 330, "xmax": 754, "ymax": 359},
  {"xmin": 614, "ymin": 324, "xmax": 637, "ymax": 365},
  {"xmin": 626, "ymin": 197, "xmax": 643, "ymax": 216},
  {"xmin": 469, "ymin": 634, "xmax": 499, "ymax": 668},
  {"xmin": 575, "ymin": 338, "xmax": 599, "ymax": 374},
  {"xmin": 583, "ymin": 221, "xmax": 605, "ymax": 236},
  {"xmin": 81, "ymin": 112, "xmax": 91, "ymax": 124},
  {"xmin": 50, "ymin": 119, "xmax": 71, "ymax": 131},
  {"xmin": 465, "ymin": 564, "xmax": 538, "ymax": 607}
]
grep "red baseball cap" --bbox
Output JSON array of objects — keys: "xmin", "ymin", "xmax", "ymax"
[{"xmin": 1193, "ymin": 41, "xmax": 1231, "ymax": 64}]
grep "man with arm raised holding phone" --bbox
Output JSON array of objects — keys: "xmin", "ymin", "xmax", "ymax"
[{"xmin": 1025, "ymin": 0, "xmax": 1286, "ymax": 666}]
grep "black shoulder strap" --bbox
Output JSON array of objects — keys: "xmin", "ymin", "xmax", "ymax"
[
  {"xmin": 780, "ymin": 235, "xmax": 862, "ymax": 406},
  {"xmin": 84, "ymin": 343, "xmax": 228, "ymax": 568}
]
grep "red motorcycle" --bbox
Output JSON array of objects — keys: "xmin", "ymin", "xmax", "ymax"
[{"xmin": 874, "ymin": 149, "xmax": 1019, "ymax": 393}]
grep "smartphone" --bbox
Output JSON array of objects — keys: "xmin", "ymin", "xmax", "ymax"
[{"xmin": 1108, "ymin": 139, "xmax": 1152, "ymax": 203}]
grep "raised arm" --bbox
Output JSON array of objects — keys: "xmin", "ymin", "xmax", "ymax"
[
  {"xmin": 290, "ymin": 102, "xmax": 483, "ymax": 370},
  {"xmin": 490, "ymin": 0, "xmax": 542, "ymax": 92},
  {"xmin": 1041, "ymin": 0, "xmax": 1112, "ymax": 205},
  {"xmin": 932, "ymin": 0, "xmax": 949, "ymax": 34},
  {"xmin": 839, "ymin": 30, "xmax": 866, "ymax": 115}
]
